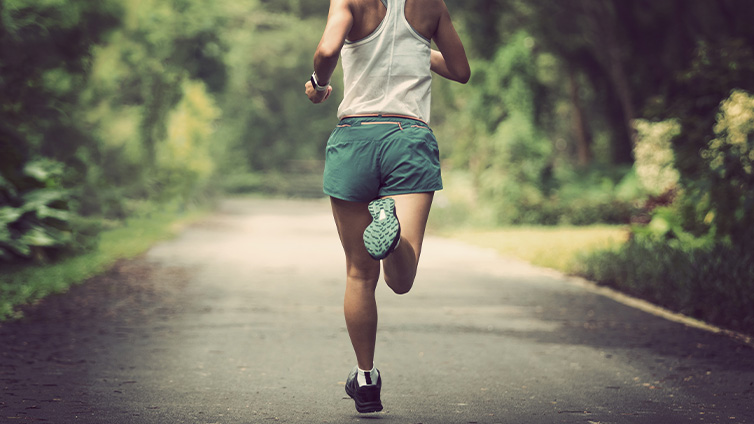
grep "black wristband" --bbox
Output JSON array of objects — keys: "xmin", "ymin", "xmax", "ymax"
[{"xmin": 311, "ymin": 72, "xmax": 329, "ymax": 92}]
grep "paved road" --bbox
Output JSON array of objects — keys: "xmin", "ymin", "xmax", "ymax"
[{"xmin": 2, "ymin": 198, "xmax": 753, "ymax": 423}]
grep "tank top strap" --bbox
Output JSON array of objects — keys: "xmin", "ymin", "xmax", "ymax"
[{"xmin": 385, "ymin": 0, "xmax": 399, "ymax": 21}]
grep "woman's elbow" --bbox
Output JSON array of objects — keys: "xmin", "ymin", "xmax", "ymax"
[
  {"xmin": 454, "ymin": 66, "xmax": 471, "ymax": 84},
  {"xmin": 315, "ymin": 41, "xmax": 342, "ymax": 63},
  {"xmin": 457, "ymin": 69, "xmax": 470, "ymax": 84}
]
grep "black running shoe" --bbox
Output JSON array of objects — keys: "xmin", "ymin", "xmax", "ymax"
[
  {"xmin": 363, "ymin": 198, "xmax": 400, "ymax": 260},
  {"xmin": 345, "ymin": 367, "xmax": 383, "ymax": 413}
]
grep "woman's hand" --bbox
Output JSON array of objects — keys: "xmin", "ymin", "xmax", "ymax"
[{"xmin": 305, "ymin": 80, "xmax": 333, "ymax": 104}]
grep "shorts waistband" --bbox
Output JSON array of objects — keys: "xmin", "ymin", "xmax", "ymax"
[{"xmin": 339, "ymin": 114, "xmax": 429, "ymax": 127}]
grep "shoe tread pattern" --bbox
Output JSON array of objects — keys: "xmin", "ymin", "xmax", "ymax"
[{"xmin": 363, "ymin": 198, "xmax": 400, "ymax": 260}]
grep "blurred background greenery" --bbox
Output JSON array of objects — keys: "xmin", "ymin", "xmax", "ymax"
[{"xmin": 1, "ymin": 0, "xmax": 753, "ymax": 333}]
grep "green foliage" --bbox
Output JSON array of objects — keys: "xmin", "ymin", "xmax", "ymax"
[
  {"xmin": 3, "ymin": 0, "xmax": 752, "ymax": 333},
  {"xmin": 0, "ymin": 0, "xmax": 232, "ymax": 267},
  {"xmin": 154, "ymin": 80, "xmax": 220, "ymax": 204},
  {"xmin": 0, "ymin": 159, "xmax": 78, "ymax": 260},
  {"xmin": 553, "ymin": 166, "xmax": 639, "ymax": 225},
  {"xmin": 0, "ymin": 0, "xmax": 121, "ymax": 160},
  {"xmin": 215, "ymin": 5, "xmax": 337, "ymax": 173},
  {"xmin": 430, "ymin": 22, "xmax": 659, "ymax": 227},
  {"xmin": 579, "ymin": 236, "xmax": 754, "ymax": 335},
  {"xmin": 0, "ymin": 207, "xmax": 206, "ymax": 320},
  {"xmin": 78, "ymin": 0, "xmax": 229, "ymax": 215},
  {"xmin": 701, "ymin": 90, "xmax": 754, "ymax": 246},
  {"xmin": 258, "ymin": 0, "xmax": 328, "ymax": 18},
  {"xmin": 432, "ymin": 167, "xmax": 638, "ymax": 228},
  {"xmin": 433, "ymin": 27, "xmax": 641, "ymax": 226},
  {"xmin": 655, "ymin": 38, "xmax": 754, "ymax": 182},
  {"xmin": 581, "ymin": 93, "xmax": 754, "ymax": 335},
  {"xmin": 220, "ymin": 171, "xmax": 323, "ymax": 198},
  {"xmin": 632, "ymin": 119, "xmax": 681, "ymax": 196},
  {"xmin": 635, "ymin": 90, "xmax": 754, "ymax": 247},
  {"xmin": 642, "ymin": 39, "xmax": 754, "ymax": 245},
  {"xmin": 438, "ymin": 31, "xmax": 563, "ymax": 225},
  {"xmin": 631, "ymin": 205, "xmax": 711, "ymax": 251},
  {"xmin": 1, "ymin": 0, "xmax": 339, "ymax": 268}
]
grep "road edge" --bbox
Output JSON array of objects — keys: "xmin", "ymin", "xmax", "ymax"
[{"xmin": 561, "ymin": 272, "xmax": 754, "ymax": 348}]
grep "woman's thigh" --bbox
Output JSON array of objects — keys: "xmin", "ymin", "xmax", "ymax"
[
  {"xmin": 330, "ymin": 197, "xmax": 381, "ymax": 282},
  {"xmin": 330, "ymin": 192, "xmax": 434, "ymax": 273}
]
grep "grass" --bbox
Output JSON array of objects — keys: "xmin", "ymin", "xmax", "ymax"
[
  {"xmin": 0, "ymin": 208, "xmax": 208, "ymax": 321},
  {"xmin": 436, "ymin": 225, "xmax": 629, "ymax": 273}
]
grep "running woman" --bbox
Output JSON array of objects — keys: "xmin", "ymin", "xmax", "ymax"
[{"xmin": 305, "ymin": 0, "xmax": 469, "ymax": 413}]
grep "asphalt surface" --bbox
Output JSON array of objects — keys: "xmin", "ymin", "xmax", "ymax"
[{"xmin": 1, "ymin": 197, "xmax": 753, "ymax": 424}]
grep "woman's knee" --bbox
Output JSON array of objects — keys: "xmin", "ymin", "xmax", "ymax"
[{"xmin": 346, "ymin": 264, "xmax": 380, "ymax": 289}]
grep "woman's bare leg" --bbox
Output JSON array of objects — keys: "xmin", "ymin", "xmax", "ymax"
[
  {"xmin": 331, "ymin": 197, "xmax": 381, "ymax": 371},
  {"xmin": 330, "ymin": 192, "xmax": 434, "ymax": 369},
  {"xmin": 382, "ymin": 192, "xmax": 434, "ymax": 294}
]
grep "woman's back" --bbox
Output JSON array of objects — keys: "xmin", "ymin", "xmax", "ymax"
[
  {"xmin": 338, "ymin": 0, "xmax": 435, "ymax": 121},
  {"xmin": 348, "ymin": 0, "xmax": 440, "ymax": 42}
]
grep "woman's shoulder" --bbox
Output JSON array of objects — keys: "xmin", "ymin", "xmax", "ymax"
[{"xmin": 405, "ymin": 0, "xmax": 446, "ymax": 38}]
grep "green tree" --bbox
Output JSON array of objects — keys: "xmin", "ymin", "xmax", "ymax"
[
  {"xmin": 1, "ymin": 0, "xmax": 231, "ymax": 261},
  {"xmin": 1, "ymin": 0, "xmax": 121, "ymax": 260},
  {"xmin": 215, "ymin": 2, "xmax": 338, "ymax": 173},
  {"xmin": 77, "ymin": 0, "xmax": 229, "ymax": 216}
]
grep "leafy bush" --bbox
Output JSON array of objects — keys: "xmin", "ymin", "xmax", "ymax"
[
  {"xmin": 578, "ymin": 237, "xmax": 754, "ymax": 335},
  {"xmin": 628, "ymin": 91, "xmax": 754, "ymax": 245},
  {"xmin": 700, "ymin": 89, "xmax": 754, "ymax": 246},
  {"xmin": 153, "ymin": 80, "xmax": 220, "ymax": 204},
  {"xmin": 576, "ymin": 91, "xmax": 754, "ymax": 336},
  {"xmin": 431, "ymin": 30, "xmax": 648, "ymax": 227},
  {"xmin": 433, "ymin": 166, "xmax": 639, "ymax": 227},
  {"xmin": 633, "ymin": 119, "xmax": 681, "ymax": 196},
  {"xmin": 0, "ymin": 207, "xmax": 203, "ymax": 320},
  {"xmin": 0, "ymin": 159, "xmax": 98, "ymax": 261}
]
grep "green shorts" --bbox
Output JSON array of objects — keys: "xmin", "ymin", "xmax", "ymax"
[{"xmin": 323, "ymin": 115, "xmax": 443, "ymax": 202}]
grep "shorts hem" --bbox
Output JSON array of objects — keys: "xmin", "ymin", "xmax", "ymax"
[
  {"xmin": 323, "ymin": 189, "xmax": 373, "ymax": 203},
  {"xmin": 324, "ymin": 186, "xmax": 443, "ymax": 202},
  {"xmin": 378, "ymin": 186, "xmax": 443, "ymax": 198}
]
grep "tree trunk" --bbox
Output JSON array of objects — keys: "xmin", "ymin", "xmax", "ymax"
[
  {"xmin": 567, "ymin": 67, "xmax": 592, "ymax": 167},
  {"xmin": 583, "ymin": 0, "xmax": 636, "ymax": 164},
  {"xmin": 605, "ymin": 49, "xmax": 636, "ymax": 164}
]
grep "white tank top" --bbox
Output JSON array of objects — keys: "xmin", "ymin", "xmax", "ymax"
[{"xmin": 337, "ymin": 0, "xmax": 432, "ymax": 123}]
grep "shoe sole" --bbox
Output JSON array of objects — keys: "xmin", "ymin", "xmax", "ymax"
[{"xmin": 363, "ymin": 198, "xmax": 400, "ymax": 260}]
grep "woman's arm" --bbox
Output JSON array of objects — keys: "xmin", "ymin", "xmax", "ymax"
[
  {"xmin": 430, "ymin": 2, "xmax": 470, "ymax": 84},
  {"xmin": 306, "ymin": 0, "xmax": 353, "ymax": 103}
]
